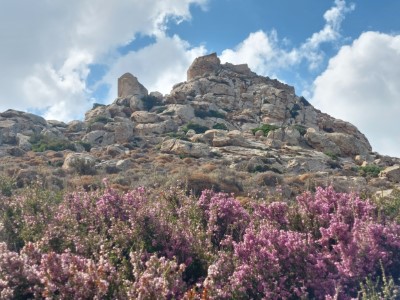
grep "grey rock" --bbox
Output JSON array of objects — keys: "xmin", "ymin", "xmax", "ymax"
[{"xmin": 118, "ymin": 73, "xmax": 148, "ymax": 98}]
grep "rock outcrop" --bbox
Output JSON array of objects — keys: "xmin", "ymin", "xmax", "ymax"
[
  {"xmin": 0, "ymin": 53, "xmax": 398, "ymax": 197},
  {"xmin": 118, "ymin": 73, "xmax": 148, "ymax": 98}
]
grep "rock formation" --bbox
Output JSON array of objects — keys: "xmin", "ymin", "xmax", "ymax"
[
  {"xmin": 0, "ymin": 53, "xmax": 399, "ymax": 197},
  {"xmin": 118, "ymin": 72, "xmax": 148, "ymax": 98}
]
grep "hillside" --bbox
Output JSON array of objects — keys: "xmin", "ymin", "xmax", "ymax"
[
  {"xmin": 2, "ymin": 54, "xmax": 400, "ymax": 299},
  {"xmin": 0, "ymin": 53, "xmax": 399, "ymax": 197}
]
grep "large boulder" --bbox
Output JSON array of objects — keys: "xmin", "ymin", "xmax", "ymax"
[
  {"xmin": 104, "ymin": 121, "xmax": 134, "ymax": 143},
  {"xmin": 118, "ymin": 73, "xmax": 148, "ymax": 98},
  {"xmin": 380, "ymin": 165, "xmax": 400, "ymax": 183},
  {"xmin": 161, "ymin": 139, "xmax": 210, "ymax": 158},
  {"xmin": 62, "ymin": 153, "xmax": 97, "ymax": 174},
  {"xmin": 304, "ymin": 128, "xmax": 340, "ymax": 155},
  {"xmin": 134, "ymin": 120, "xmax": 176, "ymax": 135},
  {"xmin": 187, "ymin": 53, "xmax": 221, "ymax": 80},
  {"xmin": 131, "ymin": 111, "xmax": 161, "ymax": 123},
  {"xmin": 82, "ymin": 130, "xmax": 115, "ymax": 146}
]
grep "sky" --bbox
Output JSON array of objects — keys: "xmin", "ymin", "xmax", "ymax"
[{"xmin": 0, "ymin": 0, "xmax": 399, "ymax": 157}]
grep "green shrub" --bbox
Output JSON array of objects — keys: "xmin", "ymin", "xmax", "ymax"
[
  {"xmin": 290, "ymin": 103, "xmax": 301, "ymax": 118},
  {"xmin": 75, "ymin": 141, "xmax": 92, "ymax": 152},
  {"xmin": 92, "ymin": 116, "xmax": 113, "ymax": 124},
  {"xmin": 299, "ymin": 96, "xmax": 311, "ymax": 107},
  {"xmin": 212, "ymin": 123, "xmax": 228, "ymax": 130},
  {"xmin": 0, "ymin": 176, "xmax": 15, "ymax": 196},
  {"xmin": 166, "ymin": 132, "xmax": 189, "ymax": 141},
  {"xmin": 293, "ymin": 124, "xmax": 307, "ymax": 136},
  {"xmin": 182, "ymin": 122, "xmax": 209, "ymax": 134},
  {"xmin": 194, "ymin": 109, "xmax": 225, "ymax": 119},
  {"xmin": 324, "ymin": 151, "xmax": 338, "ymax": 161},
  {"xmin": 30, "ymin": 135, "xmax": 76, "ymax": 152},
  {"xmin": 92, "ymin": 103, "xmax": 105, "ymax": 110},
  {"xmin": 358, "ymin": 165, "xmax": 382, "ymax": 178},
  {"xmin": 251, "ymin": 124, "xmax": 280, "ymax": 136},
  {"xmin": 359, "ymin": 263, "xmax": 398, "ymax": 300}
]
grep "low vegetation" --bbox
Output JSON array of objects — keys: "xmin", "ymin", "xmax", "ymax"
[
  {"xmin": 181, "ymin": 122, "xmax": 209, "ymax": 134},
  {"xmin": 1, "ymin": 179, "xmax": 399, "ymax": 299},
  {"xmin": 30, "ymin": 134, "xmax": 76, "ymax": 152},
  {"xmin": 251, "ymin": 123, "xmax": 280, "ymax": 136},
  {"xmin": 359, "ymin": 164, "xmax": 383, "ymax": 178},
  {"xmin": 194, "ymin": 109, "xmax": 225, "ymax": 119}
]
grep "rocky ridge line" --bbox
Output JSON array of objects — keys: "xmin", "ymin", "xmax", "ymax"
[{"xmin": 0, "ymin": 53, "xmax": 399, "ymax": 197}]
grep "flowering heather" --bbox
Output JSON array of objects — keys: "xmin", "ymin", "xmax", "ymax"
[{"xmin": 1, "ymin": 182, "xmax": 400, "ymax": 299}]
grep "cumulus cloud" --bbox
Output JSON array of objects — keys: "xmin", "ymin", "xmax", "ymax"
[
  {"xmin": 102, "ymin": 35, "xmax": 206, "ymax": 98},
  {"xmin": 312, "ymin": 32, "xmax": 400, "ymax": 157},
  {"xmin": 220, "ymin": 0, "xmax": 354, "ymax": 74},
  {"xmin": 0, "ymin": 0, "xmax": 207, "ymax": 121}
]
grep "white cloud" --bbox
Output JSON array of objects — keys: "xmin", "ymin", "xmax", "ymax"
[
  {"xmin": 219, "ymin": 0, "xmax": 354, "ymax": 74},
  {"xmin": 220, "ymin": 30, "xmax": 280, "ymax": 75},
  {"xmin": 0, "ymin": 0, "xmax": 207, "ymax": 121},
  {"xmin": 102, "ymin": 35, "xmax": 206, "ymax": 98},
  {"xmin": 312, "ymin": 32, "xmax": 400, "ymax": 157}
]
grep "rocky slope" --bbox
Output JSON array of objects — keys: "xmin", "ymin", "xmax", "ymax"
[{"xmin": 1, "ymin": 53, "xmax": 399, "ymax": 197}]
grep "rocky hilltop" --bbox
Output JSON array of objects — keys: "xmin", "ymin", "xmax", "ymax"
[{"xmin": 0, "ymin": 53, "xmax": 399, "ymax": 197}]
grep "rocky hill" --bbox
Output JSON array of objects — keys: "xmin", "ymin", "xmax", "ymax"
[{"xmin": 1, "ymin": 53, "xmax": 399, "ymax": 197}]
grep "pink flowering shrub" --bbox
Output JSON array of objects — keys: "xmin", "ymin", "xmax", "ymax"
[{"xmin": 1, "ymin": 182, "xmax": 400, "ymax": 299}]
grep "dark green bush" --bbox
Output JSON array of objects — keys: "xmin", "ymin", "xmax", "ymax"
[
  {"xmin": 182, "ymin": 123, "xmax": 209, "ymax": 134},
  {"xmin": 92, "ymin": 116, "xmax": 113, "ymax": 124},
  {"xmin": 142, "ymin": 95, "xmax": 162, "ymax": 111},
  {"xmin": 293, "ymin": 124, "xmax": 307, "ymax": 136},
  {"xmin": 212, "ymin": 123, "xmax": 228, "ymax": 130},
  {"xmin": 324, "ymin": 151, "xmax": 339, "ymax": 161},
  {"xmin": 359, "ymin": 165, "xmax": 382, "ymax": 178},
  {"xmin": 75, "ymin": 141, "xmax": 92, "ymax": 152},
  {"xmin": 30, "ymin": 135, "xmax": 76, "ymax": 152},
  {"xmin": 92, "ymin": 103, "xmax": 105, "ymax": 110},
  {"xmin": 299, "ymin": 96, "xmax": 311, "ymax": 107},
  {"xmin": 290, "ymin": 104, "xmax": 301, "ymax": 118},
  {"xmin": 194, "ymin": 109, "xmax": 225, "ymax": 119},
  {"xmin": 251, "ymin": 124, "xmax": 280, "ymax": 136}
]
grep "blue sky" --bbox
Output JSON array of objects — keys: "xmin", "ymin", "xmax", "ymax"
[{"xmin": 0, "ymin": 0, "xmax": 399, "ymax": 157}]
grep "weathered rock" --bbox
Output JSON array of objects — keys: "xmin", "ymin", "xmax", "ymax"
[
  {"xmin": 85, "ymin": 105, "xmax": 111, "ymax": 123},
  {"xmin": 161, "ymin": 105, "xmax": 195, "ymax": 124},
  {"xmin": 304, "ymin": 128, "xmax": 340, "ymax": 155},
  {"xmin": 104, "ymin": 122, "xmax": 134, "ymax": 143},
  {"xmin": 380, "ymin": 165, "xmax": 400, "ymax": 183},
  {"xmin": 106, "ymin": 144, "xmax": 128, "ymax": 158},
  {"xmin": 134, "ymin": 120, "xmax": 176, "ymax": 135},
  {"xmin": 16, "ymin": 133, "xmax": 32, "ymax": 151},
  {"xmin": 187, "ymin": 53, "xmax": 221, "ymax": 80},
  {"xmin": 161, "ymin": 139, "xmax": 210, "ymax": 158},
  {"xmin": 116, "ymin": 159, "xmax": 133, "ymax": 171},
  {"xmin": 118, "ymin": 73, "xmax": 148, "ymax": 98},
  {"xmin": 48, "ymin": 120, "xmax": 67, "ymax": 128},
  {"xmin": 67, "ymin": 120, "xmax": 85, "ymax": 132},
  {"xmin": 129, "ymin": 96, "xmax": 145, "ymax": 111},
  {"xmin": 62, "ymin": 153, "xmax": 97, "ymax": 173},
  {"xmin": 328, "ymin": 133, "xmax": 370, "ymax": 156},
  {"xmin": 192, "ymin": 129, "xmax": 250, "ymax": 148},
  {"xmin": 83, "ymin": 130, "xmax": 115, "ymax": 146},
  {"xmin": 131, "ymin": 111, "xmax": 161, "ymax": 123}
]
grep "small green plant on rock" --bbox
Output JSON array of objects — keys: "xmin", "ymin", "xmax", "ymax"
[
  {"xmin": 194, "ymin": 109, "xmax": 225, "ymax": 119},
  {"xmin": 358, "ymin": 165, "xmax": 382, "ymax": 178},
  {"xmin": 293, "ymin": 124, "xmax": 307, "ymax": 136},
  {"xmin": 30, "ymin": 134, "xmax": 76, "ymax": 152},
  {"xmin": 212, "ymin": 123, "xmax": 228, "ymax": 130},
  {"xmin": 251, "ymin": 124, "xmax": 280, "ymax": 136},
  {"xmin": 182, "ymin": 122, "xmax": 209, "ymax": 134},
  {"xmin": 324, "ymin": 151, "xmax": 338, "ymax": 161}
]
